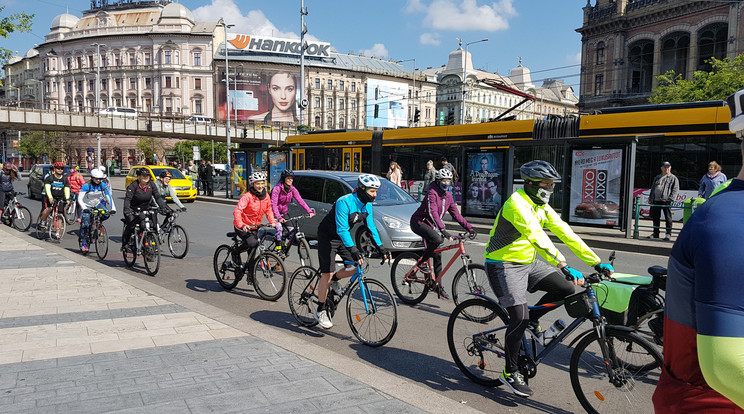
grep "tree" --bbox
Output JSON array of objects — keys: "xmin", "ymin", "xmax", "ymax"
[
  {"xmin": 0, "ymin": 7, "xmax": 34, "ymax": 86},
  {"xmin": 18, "ymin": 131, "xmax": 59, "ymax": 162},
  {"xmin": 170, "ymin": 140, "xmax": 227, "ymax": 164},
  {"xmin": 136, "ymin": 136, "xmax": 165, "ymax": 165},
  {"xmin": 649, "ymin": 56, "xmax": 744, "ymax": 104}
]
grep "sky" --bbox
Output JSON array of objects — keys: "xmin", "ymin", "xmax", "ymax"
[{"xmin": 3, "ymin": 0, "xmax": 588, "ymax": 92}]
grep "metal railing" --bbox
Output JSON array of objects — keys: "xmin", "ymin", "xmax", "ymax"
[{"xmin": 632, "ymin": 196, "xmax": 699, "ymax": 239}]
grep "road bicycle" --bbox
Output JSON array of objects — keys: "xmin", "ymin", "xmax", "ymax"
[
  {"xmin": 156, "ymin": 209, "xmax": 189, "ymax": 259},
  {"xmin": 35, "ymin": 199, "xmax": 67, "ymax": 241},
  {"xmin": 287, "ymin": 257, "xmax": 398, "ymax": 347},
  {"xmin": 390, "ymin": 232, "xmax": 491, "ymax": 308},
  {"xmin": 64, "ymin": 192, "xmax": 79, "ymax": 224},
  {"xmin": 0, "ymin": 191, "xmax": 33, "ymax": 231},
  {"xmin": 122, "ymin": 208, "xmax": 160, "ymax": 276},
  {"xmin": 213, "ymin": 226, "xmax": 287, "ymax": 301},
  {"xmin": 447, "ymin": 268, "xmax": 662, "ymax": 414},
  {"xmin": 79, "ymin": 208, "xmax": 110, "ymax": 260},
  {"xmin": 259, "ymin": 212, "xmax": 314, "ymax": 268}
]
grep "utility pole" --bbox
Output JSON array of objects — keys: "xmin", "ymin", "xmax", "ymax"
[
  {"xmin": 460, "ymin": 38, "xmax": 488, "ymax": 124},
  {"xmin": 220, "ymin": 19, "xmax": 234, "ymax": 198},
  {"xmin": 299, "ymin": 1, "xmax": 308, "ymax": 126},
  {"xmin": 91, "ymin": 42, "xmax": 106, "ymax": 169}
]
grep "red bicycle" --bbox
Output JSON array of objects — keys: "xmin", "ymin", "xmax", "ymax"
[{"xmin": 390, "ymin": 233, "xmax": 492, "ymax": 306}]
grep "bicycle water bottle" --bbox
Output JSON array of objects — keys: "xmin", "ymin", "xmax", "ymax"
[{"xmin": 542, "ymin": 319, "xmax": 567, "ymax": 343}]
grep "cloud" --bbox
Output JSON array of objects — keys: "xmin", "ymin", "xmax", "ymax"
[
  {"xmin": 360, "ymin": 44, "xmax": 389, "ymax": 59},
  {"xmin": 421, "ymin": 0, "xmax": 517, "ymax": 31},
  {"xmin": 420, "ymin": 33, "xmax": 441, "ymax": 46},
  {"xmin": 406, "ymin": 0, "xmax": 427, "ymax": 13},
  {"xmin": 567, "ymin": 52, "xmax": 582, "ymax": 64}
]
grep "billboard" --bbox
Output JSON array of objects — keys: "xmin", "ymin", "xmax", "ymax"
[
  {"xmin": 227, "ymin": 34, "xmax": 332, "ymax": 58},
  {"xmin": 365, "ymin": 78, "xmax": 408, "ymax": 128},
  {"xmin": 217, "ymin": 69, "xmax": 301, "ymax": 122},
  {"xmin": 462, "ymin": 151, "xmax": 506, "ymax": 217},
  {"xmin": 569, "ymin": 148, "xmax": 624, "ymax": 226}
]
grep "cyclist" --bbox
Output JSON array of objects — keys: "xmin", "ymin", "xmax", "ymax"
[
  {"xmin": 154, "ymin": 171, "xmax": 186, "ymax": 210},
  {"xmin": 652, "ymin": 90, "xmax": 744, "ymax": 411},
  {"xmin": 77, "ymin": 168, "xmax": 116, "ymax": 252},
  {"xmin": 484, "ymin": 160, "xmax": 613, "ymax": 398},
  {"xmin": 410, "ymin": 168, "xmax": 476, "ymax": 299},
  {"xmin": 122, "ymin": 168, "xmax": 169, "ymax": 249},
  {"xmin": 39, "ymin": 162, "xmax": 71, "ymax": 233},
  {"xmin": 0, "ymin": 162, "xmax": 21, "ymax": 216},
  {"xmin": 314, "ymin": 174, "xmax": 392, "ymax": 329},
  {"xmin": 270, "ymin": 170, "xmax": 314, "ymax": 247},
  {"xmin": 67, "ymin": 166, "xmax": 85, "ymax": 222},
  {"xmin": 232, "ymin": 172, "xmax": 276, "ymax": 266}
]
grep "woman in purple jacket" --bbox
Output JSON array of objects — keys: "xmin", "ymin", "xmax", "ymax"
[
  {"xmin": 410, "ymin": 168, "xmax": 476, "ymax": 299},
  {"xmin": 271, "ymin": 170, "xmax": 315, "ymax": 244}
]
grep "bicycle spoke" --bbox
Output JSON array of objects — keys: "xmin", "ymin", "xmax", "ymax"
[{"xmin": 347, "ymin": 279, "xmax": 397, "ymax": 347}]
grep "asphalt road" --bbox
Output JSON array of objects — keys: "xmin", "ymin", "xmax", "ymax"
[{"xmin": 14, "ymin": 190, "xmax": 667, "ymax": 413}]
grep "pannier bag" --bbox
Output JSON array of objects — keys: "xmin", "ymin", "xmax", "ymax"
[{"xmin": 593, "ymin": 273, "xmax": 663, "ymax": 326}]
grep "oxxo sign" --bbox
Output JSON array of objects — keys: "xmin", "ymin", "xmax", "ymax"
[
  {"xmin": 227, "ymin": 34, "xmax": 331, "ymax": 57},
  {"xmin": 582, "ymin": 169, "xmax": 608, "ymax": 203}
]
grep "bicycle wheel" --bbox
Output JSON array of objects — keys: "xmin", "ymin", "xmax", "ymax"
[
  {"xmin": 167, "ymin": 224, "xmax": 189, "ymax": 259},
  {"xmin": 213, "ymin": 244, "xmax": 240, "ymax": 290},
  {"xmin": 94, "ymin": 225, "xmax": 108, "ymax": 260},
  {"xmin": 251, "ymin": 252, "xmax": 286, "ymax": 301},
  {"xmin": 390, "ymin": 252, "xmax": 429, "ymax": 304},
  {"xmin": 451, "ymin": 263, "xmax": 493, "ymax": 308},
  {"xmin": 49, "ymin": 213, "xmax": 66, "ymax": 241},
  {"xmin": 142, "ymin": 232, "xmax": 160, "ymax": 276},
  {"xmin": 35, "ymin": 214, "xmax": 47, "ymax": 239},
  {"xmin": 570, "ymin": 328, "xmax": 663, "ymax": 414},
  {"xmin": 122, "ymin": 236, "xmax": 136, "ymax": 267},
  {"xmin": 447, "ymin": 298, "xmax": 509, "ymax": 387},
  {"xmin": 12, "ymin": 206, "xmax": 32, "ymax": 231},
  {"xmin": 346, "ymin": 279, "xmax": 398, "ymax": 347},
  {"xmin": 287, "ymin": 266, "xmax": 320, "ymax": 327},
  {"xmin": 64, "ymin": 202, "xmax": 76, "ymax": 225},
  {"xmin": 297, "ymin": 237, "xmax": 313, "ymax": 268}
]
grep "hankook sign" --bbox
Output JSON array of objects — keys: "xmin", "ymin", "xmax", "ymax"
[{"xmin": 227, "ymin": 34, "xmax": 331, "ymax": 57}]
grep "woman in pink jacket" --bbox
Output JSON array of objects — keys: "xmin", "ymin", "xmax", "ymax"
[
  {"xmin": 271, "ymin": 170, "xmax": 314, "ymax": 244},
  {"xmin": 233, "ymin": 172, "xmax": 276, "ymax": 257}
]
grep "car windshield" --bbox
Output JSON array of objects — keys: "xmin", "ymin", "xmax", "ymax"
[
  {"xmin": 342, "ymin": 177, "xmax": 417, "ymax": 206},
  {"xmin": 151, "ymin": 168, "xmax": 185, "ymax": 179}
]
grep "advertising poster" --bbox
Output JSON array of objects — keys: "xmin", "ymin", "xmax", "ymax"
[
  {"xmin": 217, "ymin": 69, "xmax": 301, "ymax": 123},
  {"xmin": 232, "ymin": 152, "xmax": 248, "ymax": 197},
  {"xmin": 463, "ymin": 151, "xmax": 506, "ymax": 217},
  {"xmin": 269, "ymin": 152, "xmax": 287, "ymax": 187},
  {"xmin": 365, "ymin": 78, "xmax": 409, "ymax": 128},
  {"xmin": 569, "ymin": 149, "xmax": 624, "ymax": 226}
]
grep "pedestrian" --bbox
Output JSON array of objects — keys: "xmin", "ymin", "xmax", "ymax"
[
  {"xmin": 188, "ymin": 160, "xmax": 199, "ymax": 195},
  {"xmin": 697, "ymin": 161, "xmax": 727, "ymax": 199},
  {"xmin": 652, "ymin": 88, "xmax": 744, "ymax": 412},
  {"xmin": 0, "ymin": 162, "xmax": 21, "ymax": 217},
  {"xmin": 422, "ymin": 160, "xmax": 436, "ymax": 195},
  {"xmin": 386, "ymin": 161, "xmax": 402, "ymax": 187},
  {"xmin": 205, "ymin": 160, "xmax": 214, "ymax": 196},
  {"xmin": 198, "ymin": 160, "xmax": 208, "ymax": 195},
  {"xmin": 647, "ymin": 161, "xmax": 679, "ymax": 241},
  {"xmin": 440, "ymin": 156, "xmax": 459, "ymax": 182}
]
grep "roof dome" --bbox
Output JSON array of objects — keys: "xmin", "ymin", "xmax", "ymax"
[
  {"xmin": 51, "ymin": 13, "xmax": 79, "ymax": 30},
  {"xmin": 6, "ymin": 55, "xmax": 22, "ymax": 65},
  {"xmin": 160, "ymin": 3, "xmax": 194, "ymax": 23},
  {"xmin": 24, "ymin": 48, "xmax": 39, "ymax": 59}
]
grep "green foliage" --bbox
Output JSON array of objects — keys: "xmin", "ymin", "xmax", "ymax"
[
  {"xmin": 650, "ymin": 56, "xmax": 744, "ymax": 103},
  {"xmin": 136, "ymin": 136, "xmax": 165, "ymax": 165},
  {"xmin": 170, "ymin": 140, "xmax": 227, "ymax": 163},
  {"xmin": 0, "ymin": 7, "xmax": 34, "ymax": 86},
  {"xmin": 18, "ymin": 131, "xmax": 59, "ymax": 161}
]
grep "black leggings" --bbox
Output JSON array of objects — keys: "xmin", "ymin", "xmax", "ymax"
[
  {"xmin": 233, "ymin": 226, "xmax": 259, "ymax": 261},
  {"xmin": 503, "ymin": 272, "xmax": 575, "ymax": 373},
  {"xmin": 410, "ymin": 220, "xmax": 444, "ymax": 278}
]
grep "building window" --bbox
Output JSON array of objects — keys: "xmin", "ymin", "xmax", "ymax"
[
  {"xmin": 594, "ymin": 75, "xmax": 604, "ymax": 96},
  {"xmin": 145, "ymin": 78, "xmax": 152, "ymax": 89},
  {"xmin": 129, "ymin": 52, "xmax": 135, "ymax": 65},
  {"xmin": 89, "ymin": 79, "xmax": 95, "ymax": 91},
  {"xmin": 351, "ymin": 82, "xmax": 356, "ymax": 92},
  {"xmin": 350, "ymin": 118, "xmax": 356, "ymax": 128},
  {"xmin": 628, "ymin": 39, "xmax": 654, "ymax": 93},
  {"xmin": 115, "ymin": 78, "xmax": 121, "ymax": 90},
  {"xmin": 661, "ymin": 32, "xmax": 690, "ymax": 77},
  {"xmin": 145, "ymin": 98, "xmax": 151, "ymax": 112},
  {"xmin": 339, "ymin": 117, "xmax": 345, "ymax": 128},
  {"xmin": 67, "ymin": 81, "xmax": 72, "ymax": 93},
  {"xmin": 129, "ymin": 78, "xmax": 136, "ymax": 90},
  {"xmin": 315, "ymin": 78, "xmax": 320, "ymax": 89},
  {"xmin": 101, "ymin": 79, "xmax": 107, "ymax": 91},
  {"xmin": 327, "ymin": 98, "xmax": 333, "ymax": 109},
  {"xmin": 129, "ymin": 98, "xmax": 136, "ymax": 108},
  {"xmin": 194, "ymin": 99, "xmax": 202, "ymax": 114},
  {"xmin": 194, "ymin": 78, "xmax": 202, "ymax": 90},
  {"xmin": 351, "ymin": 100, "xmax": 356, "ymax": 110},
  {"xmin": 314, "ymin": 115, "xmax": 321, "ymax": 127},
  {"xmin": 314, "ymin": 96, "xmax": 320, "ymax": 107},
  {"xmin": 327, "ymin": 79, "xmax": 333, "ymax": 90},
  {"xmin": 144, "ymin": 52, "xmax": 151, "ymax": 65},
  {"xmin": 596, "ymin": 41, "xmax": 605, "ymax": 65},
  {"xmin": 66, "ymin": 58, "xmax": 72, "ymax": 69},
  {"xmin": 88, "ymin": 55, "xmax": 94, "ymax": 67},
  {"xmin": 165, "ymin": 76, "xmax": 172, "ymax": 88},
  {"xmin": 339, "ymin": 80, "xmax": 345, "ymax": 91},
  {"xmin": 175, "ymin": 77, "xmax": 180, "ymax": 88},
  {"xmin": 698, "ymin": 23, "xmax": 728, "ymax": 71},
  {"xmin": 339, "ymin": 99, "xmax": 344, "ymax": 110},
  {"xmin": 327, "ymin": 116, "xmax": 333, "ymax": 128},
  {"xmin": 164, "ymin": 50, "xmax": 172, "ymax": 64},
  {"xmin": 194, "ymin": 52, "xmax": 201, "ymax": 66}
]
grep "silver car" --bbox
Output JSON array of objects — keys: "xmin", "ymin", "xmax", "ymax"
[{"xmin": 287, "ymin": 171, "xmax": 424, "ymax": 253}]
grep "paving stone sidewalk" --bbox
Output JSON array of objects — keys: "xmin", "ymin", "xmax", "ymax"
[{"xmin": 0, "ymin": 228, "xmax": 482, "ymax": 413}]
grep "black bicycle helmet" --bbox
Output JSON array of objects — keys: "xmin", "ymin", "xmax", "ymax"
[
  {"xmin": 520, "ymin": 160, "xmax": 561, "ymax": 182},
  {"xmin": 280, "ymin": 169, "xmax": 294, "ymax": 180},
  {"xmin": 137, "ymin": 168, "xmax": 150, "ymax": 177}
]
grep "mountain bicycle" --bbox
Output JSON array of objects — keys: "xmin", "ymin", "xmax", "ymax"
[
  {"xmin": 0, "ymin": 191, "xmax": 33, "ymax": 231},
  {"xmin": 79, "ymin": 208, "xmax": 110, "ymax": 260},
  {"xmin": 35, "ymin": 199, "xmax": 67, "ymax": 241},
  {"xmin": 122, "ymin": 208, "xmax": 160, "ymax": 276},
  {"xmin": 287, "ymin": 256, "xmax": 398, "ymax": 347},
  {"xmin": 64, "ymin": 192, "xmax": 79, "ymax": 224},
  {"xmin": 447, "ymin": 268, "xmax": 662, "ymax": 414},
  {"xmin": 213, "ymin": 226, "xmax": 287, "ymax": 301},
  {"xmin": 259, "ymin": 212, "xmax": 314, "ymax": 268},
  {"xmin": 390, "ymin": 232, "xmax": 491, "ymax": 308},
  {"xmin": 157, "ymin": 209, "xmax": 189, "ymax": 259}
]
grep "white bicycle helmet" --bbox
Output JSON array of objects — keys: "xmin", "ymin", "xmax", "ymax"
[
  {"xmin": 90, "ymin": 168, "xmax": 105, "ymax": 179},
  {"xmin": 249, "ymin": 171, "xmax": 266, "ymax": 184},
  {"xmin": 435, "ymin": 168, "xmax": 453, "ymax": 180},
  {"xmin": 728, "ymin": 88, "xmax": 744, "ymax": 138},
  {"xmin": 358, "ymin": 174, "xmax": 381, "ymax": 189}
]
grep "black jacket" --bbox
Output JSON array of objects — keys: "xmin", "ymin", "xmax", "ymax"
[{"xmin": 124, "ymin": 180, "xmax": 167, "ymax": 215}]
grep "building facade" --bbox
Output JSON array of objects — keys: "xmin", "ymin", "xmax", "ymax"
[{"xmin": 577, "ymin": 0, "xmax": 744, "ymax": 111}]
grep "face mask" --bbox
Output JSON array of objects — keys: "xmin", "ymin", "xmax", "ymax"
[
  {"xmin": 525, "ymin": 182, "xmax": 554, "ymax": 205},
  {"xmin": 438, "ymin": 181, "xmax": 452, "ymax": 192},
  {"xmin": 356, "ymin": 188, "xmax": 376, "ymax": 203}
]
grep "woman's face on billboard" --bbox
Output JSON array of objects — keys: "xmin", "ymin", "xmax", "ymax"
[{"xmin": 269, "ymin": 73, "xmax": 296, "ymax": 112}]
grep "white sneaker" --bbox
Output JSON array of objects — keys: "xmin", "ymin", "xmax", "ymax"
[
  {"xmin": 330, "ymin": 280, "xmax": 344, "ymax": 296},
  {"xmin": 314, "ymin": 310, "xmax": 333, "ymax": 329}
]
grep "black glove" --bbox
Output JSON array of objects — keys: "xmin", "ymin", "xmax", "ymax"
[
  {"xmin": 349, "ymin": 245, "xmax": 363, "ymax": 262},
  {"xmin": 468, "ymin": 230, "xmax": 477, "ymax": 240},
  {"xmin": 159, "ymin": 208, "xmax": 171, "ymax": 216},
  {"xmin": 440, "ymin": 229, "xmax": 452, "ymax": 239},
  {"xmin": 376, "ymin": 244, "xmax": 389, "ymax": 257}
]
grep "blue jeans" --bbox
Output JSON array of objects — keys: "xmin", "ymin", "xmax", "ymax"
[{"xmin": 79, "ymin": 209, "xmax": 110, "ymax": 241}]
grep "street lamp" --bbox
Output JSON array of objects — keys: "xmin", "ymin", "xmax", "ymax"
[
  {"xmin": 91, "ymin": 42, "xmax": 106, "ymax": 169},
  {"xmin": 396, "ymin": 58, "xmax": 417, "ymax": 126},
  {"xmin": 459, "ymin": 38, "xmax": 488, "ymax": 124},
  {"xmin": 233, "ymin": 63, "xmax": 243, "ymax": 126},
  {"xmin": 219, "ymin": 18, "xmax": 235, "ymax": 199}
]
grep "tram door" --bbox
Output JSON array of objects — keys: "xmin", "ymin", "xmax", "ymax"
[
  {"xmin": 342, "ymin": 147, "xmax": 362, "ymax": 172},
  {"xmin": 292, "ymin": 149, "xmax": 305, "ymax": 170}
]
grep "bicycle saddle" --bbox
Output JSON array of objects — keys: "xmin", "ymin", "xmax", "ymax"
[{"xmin": 647, "ymin": 265, "xmax": 667, "ymax": 277}]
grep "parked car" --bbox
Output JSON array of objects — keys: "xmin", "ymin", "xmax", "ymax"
[
  {"xmin": 98, "ymin": 106, "xmax": 138, "ymax": 117},
  {"xmin": 27, "ymin": 164, "xmax": 71, "ymax": 200},
  {"xmin": 290, "ymin": 171, "xmax": 424, "ymax": 253},
  {"xmin": 185, "ymin": 116, "xmax": 212, "ymax": 123},
  {"xmin": 574, "ymin": 199, "xmax": 620, "ymax": 219},
  {"xmin": 125, "ymin": 166, "xmax": 197, "ymax": 202}
]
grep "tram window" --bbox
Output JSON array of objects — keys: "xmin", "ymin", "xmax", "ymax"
[
  {"xmin": 294, "ymin": 176, "xmax": 324, "ymax": 202},
  {"xmin": 323, "ymin": 179, "xmax": 348, "ymax": 204}
]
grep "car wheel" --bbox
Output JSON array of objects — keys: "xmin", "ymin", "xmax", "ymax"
[
  {"xmin": 355, "ymin": 227, "xmax": 377, "ymax": 256},
  {"xmin": 27, "ymin": 186, "xmax": 34, "ymax": 200},
  {"xmin": 591, "ymin": 210, "xmax": 602, "ymax": 219}
]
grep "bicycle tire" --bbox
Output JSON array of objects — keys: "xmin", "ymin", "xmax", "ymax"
[
  {"xmin": 570, "ymin": 328, "xmax": 662, "ymax": 414},
  {"xmin": 346, "ymin": 279, "xmax": 398, "ymax": 347},
  {"xmin": 12, "ymin": 205, "xmax": 32, "ymax": 231},
  {"xmin": 35, "ymin": 214, "xmax": 47, "ymax": 239},
  {"xmin": 251, "ymin": 251, "xmax": 286, "ymax": 301},
  {"xmin": 390, "ymin": 252, "xmax": 429, "ymax": 305},
  {"xmin": 142, "ymin": 232, "xmax": 160, "ymax": 276},
  {"xmin": 213, "ymin": 244, "xmax": 240, "ymax": 290},
  {"xmin": 451, "ymin": 263, "xmax": 493, "ymax": 307},
  {"xmin": 122, "ymin": 236, "xmax": 136, "ymax": 267},
  {"xmin": 95, "ymin": 225, "xmax": 108, "ymax": 260},
  {"xmin": 49, "ymin": 213, "xmax": 66, "ymax": 241},
  {"xmin": 167, "ymin": 224, "xmax": 189, "ymax": 259},
  {"xmin": 287, "ymin": 266, "xmax": 320, "ymax": 327},
  {"xmin": 297, "ymin": 237, "xmax": 313, "ymax": 268},
  {"xmin": 64, "ymin": 202, "xmax": 76, "ymax": 225},
  {"xmin": 447, "ymin": 298, "xmax": 509, "ymax": 387}
]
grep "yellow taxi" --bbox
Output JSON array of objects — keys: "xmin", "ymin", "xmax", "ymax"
[{"xmin": 126, "ymin": 166, "xmax": 197, "ymax": 202}]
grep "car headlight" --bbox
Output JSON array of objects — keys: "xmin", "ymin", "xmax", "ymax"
[{"xmin": 382, "ymin": 215, "xmax": 409, "ymax": 230}]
